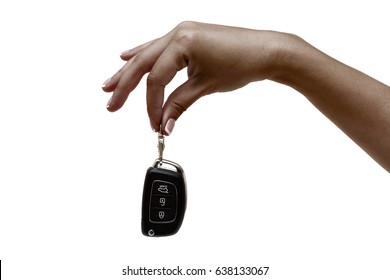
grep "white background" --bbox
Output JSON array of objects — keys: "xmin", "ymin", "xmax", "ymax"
[{"xmin": 0, "ymin": 0, "xmax": 389, "ymax": 279}]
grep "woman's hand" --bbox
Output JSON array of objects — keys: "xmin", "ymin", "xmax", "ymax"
[
  {"xmin": 102, "ymin": 21, "xmax": 285, "ymax": 134},
  {"xmin": 102, "ymin": 21, "xmax": 390, "ymax": 172}
]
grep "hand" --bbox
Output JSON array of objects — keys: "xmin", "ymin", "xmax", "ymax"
[
  {"xmin": 102, "ymin": 21, "xmax": 390, "ymax": 171},
  {"xmin": 102, "ymin": 21, "xmax": 284, "ymax": 135}
]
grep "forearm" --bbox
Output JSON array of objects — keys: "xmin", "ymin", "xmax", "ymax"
[{"xmin": 271, "ymin": 34, "xmax": 390, "ymax": 172}]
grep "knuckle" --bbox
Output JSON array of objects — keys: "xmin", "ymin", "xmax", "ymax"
[
  {"xmin": 146, "ymin": 71, "xmax": 162, "ymax": 87},
  {"xmin": 173, "ymin": 21, "xmax": 200, "ymax": 47},
  {"xmin": 177, "ymin": 20, "xmax": 198, "ymax": 30},
  {"xmin": 132, "ymin": 54, "xmax": 151, "ymax": 74}
]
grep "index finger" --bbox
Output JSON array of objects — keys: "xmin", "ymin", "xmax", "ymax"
[
  {"xmin": 146, "ymin": 41, "xmax": 189, "ymax": 132},
  {"xmin": 107, "ymin": 36, "xmax": 172, "ymax": 112}
]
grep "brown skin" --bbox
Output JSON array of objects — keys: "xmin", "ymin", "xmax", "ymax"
[{"xmin": 102, "ymin": 21, "xmax": 390, "ymax": 172}]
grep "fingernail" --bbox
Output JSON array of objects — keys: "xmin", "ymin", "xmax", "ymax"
[
  {"xmin": 102, "ymin": 78, "xmax": 111, "ymax": 88},
  {"xmin": 106, "ymin": 96, "xmax": 112, "ymax": 110},
  {"xmin": 165, "ymin": 118, "xmax": 175, "ymax": 135},
  {"xmin": 120, "ymin": 50, "xmax": 130, "ymax": 56}
]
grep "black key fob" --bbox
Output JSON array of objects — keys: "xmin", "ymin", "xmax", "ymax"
[{"xmin": 141, "ymin": 159, "xmax": 187, "ymax": 237}]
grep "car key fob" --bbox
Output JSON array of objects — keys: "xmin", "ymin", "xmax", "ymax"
[
  {"xmin": 142, "ymin": 159, "xmax": 187, "ymax": 237},
  {"xmin": 141, "ymin": 129, "xmax": 187, "ymax": 237}
]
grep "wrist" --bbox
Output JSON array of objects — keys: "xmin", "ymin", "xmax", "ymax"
[{"xmin": 266, "ymin": 32, "xmax": 307, "ymax": 83}]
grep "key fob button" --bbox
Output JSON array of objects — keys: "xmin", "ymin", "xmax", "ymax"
[
  {"xmin": 150, "ymin": 208, "xmax": 176, "ymax": 222},
  {"xmin": 151, "ymin": 195, "xmax": 176, "ymax": 209},
  {"xmin": 152, "ymin": 181, "xmax": 176, "ymax": 196}
]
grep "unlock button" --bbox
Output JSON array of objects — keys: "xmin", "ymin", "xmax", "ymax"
[{"xmin": 151, "ymin": 196, "xmax": 175, "ymax": 208}]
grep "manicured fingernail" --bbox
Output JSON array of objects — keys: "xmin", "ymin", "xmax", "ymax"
[
  {"xmin": 165, "ymin": 118, "xmax": 175, "ymax": 135},
  {"xmin": 120, "ymin": 49, "xmax": 130, "ymax": 56},
  {"xmin": 106, "ymin": 96, "xmax": 112, "ymax": 110},
  {"xmin": 102, "ymin": 78, "xmax": 111, "ymax": 88}
]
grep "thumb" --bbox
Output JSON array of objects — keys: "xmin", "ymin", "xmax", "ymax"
[{"xmin": 161, "ymin": 77, "xmax": 211, "ymax": 135}]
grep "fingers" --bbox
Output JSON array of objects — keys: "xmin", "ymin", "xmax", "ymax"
[
  {"xmin": 102, "ymin": 56, "xmax": 136, "ymax": 93},
  {"xmin": 120, "ymin": 39, "xmax": 156, "ymax": 61},
  {"xmin": 146, "ymin": 43, "xmax": 188, "ymax": 132},
  {"xmin": 104, "ymin": 36, "xmax": 172, "ymax": 112},
  {"xmin": 160, "ymin": 77, "xmax": 211, "ymax": 135},
  {"xmin": 102, "ymin": 22, "xmax": 209, "ymax": 135},
  {"xmin": 103, "ymin": 40, "xmax": 157, "ymax": 95},
  {"xmin": 103, "ymin": 60, "xmax": 147, "ymax": 111},
  {"xmin": 102, "ymin": 56, "xmax": 140, "ymax": 111}
]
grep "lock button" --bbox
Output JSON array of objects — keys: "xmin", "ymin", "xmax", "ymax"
[{"xmin": 150, "ymin": 208, "xmax": 176, "ymax": 222}]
